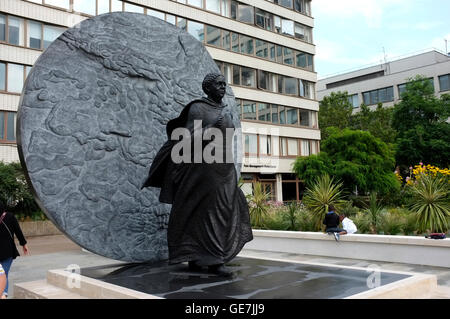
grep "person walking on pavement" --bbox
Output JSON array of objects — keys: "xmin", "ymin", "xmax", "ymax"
[{"xmin": 0, "ymin": 202, "xmax": 29, "ymax": 299}]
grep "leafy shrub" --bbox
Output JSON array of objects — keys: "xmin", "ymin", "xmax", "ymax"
[{"xmin": 352, "ymin": 212, "xmax": 371, "ymax": 234}]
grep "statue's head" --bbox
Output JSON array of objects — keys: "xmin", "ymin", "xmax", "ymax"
[{"xmin": 202, "ymin": 73, "xmax": 226, "ymax": 103}]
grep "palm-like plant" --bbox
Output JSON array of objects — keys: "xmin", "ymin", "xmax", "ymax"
[
  {"xmin": 365, "ymin": 192, "xmax": 384, "ymax": 234},
  {"xmin": 246, "ymin": 182, "xmax": 270, "ymax": 229},
  {"xmin": 409, "ymin": 173, "xmax": 449, "ymax": 233},
  {"xmin": 302, "ymin": 174, "xmax": 345, "ymax": 230},
  {"xmin": 281, "ymin": 202, "xmax": 300, "ymax": 231}
]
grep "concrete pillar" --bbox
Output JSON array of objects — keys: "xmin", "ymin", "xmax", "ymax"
[{"xmin": 276, "ymin": 173, "xmax": 283, "ymax": 202}]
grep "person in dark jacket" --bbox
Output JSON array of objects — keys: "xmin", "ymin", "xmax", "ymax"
[
  {"xmin": 0, "ymin": 203, "xmax": 29, "ymax": 299},
  {"xmin": 323, "ymin": 205, "xmax": 347, "ymax": 241}
]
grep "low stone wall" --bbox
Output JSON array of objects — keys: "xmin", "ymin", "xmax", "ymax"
[
  {"xmin": 19, "ymin": 220, "xmax": 62, "ymax": 237},
  {"xmin": 245, "ymin": 230, "xmax": 450, "ymax": 268}
]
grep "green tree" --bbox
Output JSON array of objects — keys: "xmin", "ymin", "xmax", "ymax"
[
  {"xmin": 318, "ymin": 91, "xmax": 353, "ymax": 140},
  {"xmin": 350, "ymin": 104, "xmax": 397, "ymax": 145},
  {"xmin": 292, "ymin": 152, "xmax": 333, "ymax": 186},
  {"xmin": 392, "ymin": 75, "xmax": 450, "ymax": 168},
  {"xmin": 321, "ymin": 128, "xmax": 400, "ymax": 195},
  {"xmin": 0, "ymin": 162, "xmax": 40, "ymax": 216}
]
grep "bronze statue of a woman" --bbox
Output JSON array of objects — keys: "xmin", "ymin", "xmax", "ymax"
[{"xmin": 142, "ymin": 73, "xmax": 253, "ymax": 276}]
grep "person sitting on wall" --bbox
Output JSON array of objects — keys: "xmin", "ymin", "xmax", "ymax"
[
  {"xmin": 323, "ymin": 205, "xmax": 347, "ymax": 241},
  {"xmin": 340, "ymin": 213, "xmax": 357, "ymax": 235}
]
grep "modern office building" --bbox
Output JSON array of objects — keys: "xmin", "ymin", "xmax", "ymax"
[
  {"xmin": 317, "ymin": 50, "xmax": 450, "ymax": 109},
  {"xmin": 0, "ymin": 0, "xmax": 320, "ymax": 202}
]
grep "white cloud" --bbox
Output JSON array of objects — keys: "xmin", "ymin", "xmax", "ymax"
[{"xmin": 313, "ymin": 0, "xmax": 408, "ymax": 28}]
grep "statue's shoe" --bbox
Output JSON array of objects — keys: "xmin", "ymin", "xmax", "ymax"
[{"xmin": 208, "ymin": 264, "xmax": 233, "ymax": 277}]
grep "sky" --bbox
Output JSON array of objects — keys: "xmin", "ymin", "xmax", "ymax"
[{"xmin": 313, "ymin": 0, "xmax": 450, "ymax": 79}]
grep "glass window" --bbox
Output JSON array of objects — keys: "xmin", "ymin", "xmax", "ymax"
[
  {"xmin": 221, "ymin": 0, "xmax": 230, "ymax": 17},
  {"xmin": 295, "ymin": 23, "xmax": 311, "ymax": 42},
  {"xmin": 297, "ymin": 52, "xmax": 313, "ymax": 70},
  {"xmin": 363, "ymin": 92, "xmax": 370, "ymax": 105},
  {"xmin": 98, "ymin": 0, "xmax": 110, "ymax": 15},
  {"xmin": 0, "ymin": 14, "xmax": 6, "ymax": 42},
  {"xmin": 311, "ymin": 140, "xmax": 318, "ymax": 155},
  {"xmin": 278, "ymin": 76, "xmax": 284, "ymax": 94},
  {"xmin": 286, "ymin": 108, "xmax": 298, "ymax": 125},
  {"xmin": 232, "ymin": 65, "xmax": 240, "ymax": 85},
  {"xmin": 188, "ymin": 0, "xmax": 203, "ymax": 8},
  {"xmin": 348, "ymin": 94, "xmax": 359, "ymax": 108},
  {"xmin": 8, "ymin": 16, "xmax": 24, "ymax": 46},
  {"xmin": 294, "ymin": 0, "xmax": 303, "ymax": 13},
  {"xmin": 222, "ymin": 31, "xmax": 230, "ymax": 50},
  {"xmin": 241, "ymin": 67, "xmax": 255, "ymax": 87},
  {"xmin": 177, "ymin": 18, "xmax": 187, "ymax": 31},
  {"xmin": 230, "ymin": 0, "xmax": 237, "ymax": 19},
  {"xmin": 206, "ymin": 25, "xmax": 221, "ymax": 47},
  {"xmin": 288, "ymin": 138, "xmax": 298, "ymax": 156},
  {"xmin": 147, "ymin": 9, "xmax": 165, "ymax": 20},
  {"xmin": 240, "ymin": 35, "xmax": 254, "ymax": 55},
  {"xmin": 188, "ymin": 21, "xmax": 204, "ymax": 42},
  {"xmin": 283, "ymin": 48, "xmax": 294, "ymax": 65},
  {"xmin": 260, "ymin": 135, "xmax": 271, "ymax": 155},
  {"xmin": 280, "ymin": 137, "xmax": 287, "ymax": 156},
  {"xmin": 7, "ymin": 112, "xmax": 15, "ymax": 141},
  {"xmin": 7, "ymin": 63, "xmax": 24, "ymax": 93},
  {"xmin": 285, "ymin": 77, "xmax": 297, "ymax": 95},
  {"xmin": 206, "ymin": 0, "xmax": 221, "ymax": 13},
  {"xmin": 301, "ymin": 140, "xmax": 310, "ymax": 156},
  {"xmin": 74, "ymin": 0, "xmax": 96, "ymax": 15},
  {"xmin": 111, "ymin": 0, "xmax": 123, "ymax": 12},
  {"xmin": 27, "ymin": 21, "xmax": 42, "ymax": 49},
  {"xmin": 0, "ymin": 113, "xmax": 4, "ymax": 140},
  {"xmin": 269, "ymin": 43, "xmax": 276, "ymax": 61},
  {"xmin": 43, "ymin": 25, "xmax": 65, "ymax": 49},
  {"xmin": 281, "ymin": 19, "xmax": 294, "ymax": 37},
  {"xmin": 0, "ymin": 62, "xmax": 5, "ymax": 91},
  {"xmin": 235, "ymin": 99, "xmax": 242, "ymax": 119},
  {"xmin": 166, "ymin": 14, "xmax": 176, "ymax": 25},
  {"xmin": 279, "ymin": 106, "xmax": 286, "ymax": 124},
  {"xmin": 299, "ymin": 110, "xmax": 310, "ymax": 126},
  {"xmin": 255, "ymin": 40, "xmax": 268, "ymax": 59},
  {"xmin": 223, "ymin": 63, "xmax": 232, "ymax": 84},
  {"xmin": 243, "ymin": 101, "xmax": 256, "ymax": 120},
  {"xmin": 45, "ymin": 0, "xmax": 70, "ymax": 10},
  {"xmin": 245, "ymin": 134, "xmax": 258, "ymax": 154},
  {"xmin": 26, "ymin": 66, "xmax": 32, "ymax": 78},
  {"xmin": 370, "ymin": 90, "xmax": 379, "ymax": 104},
  {"xmin": 300, "ymin": 80, "xmax": 314, "ymax": 99},
  {"xmin": 231, "ymin": 33, "xmax": 239, "ymax": 52},
  {"xmin": 258, "ymin": 70, "xmax": 277, "ymax": 92},
  {"xmin": 124, "ymin": 3, "xmax": 144, "ymax": 13},
  {"xmin": 271, "ymin": 105, "xmax": 279, "ymax": 124},
  {"xmin": 439, "ymin": 74, "xmax": 450, "ymax": 92},
  {"xmin": 278, "ymin": 0, "xmax": 293, "ymax": 9},
  {"xmin": 379, "ymin": 88, "xmax": 387, "ymax": 102},
  {"xmin": 274, "ymin": 16, "xmax": 281, "ymax": 33},
  {"xmin": 296, "ymin": 52, "xmax": 307, "ymax": 69},
  {"xmin": 258, "ymin": 103, "xmax": 271, "ymax": 122},
  {"xmin": 255, "ymin": 9, "xmax": 273, "ymax": 31},
  {"xmin": 276, "ymin": 45, "xmax": 283, "ymax": 63},
  {"xmin": 386, "ymin": 86, "xmax": 394, "ymax": 102},
  {"xmin": 238, "ymin": 4, "xmax": 254, "ymax": 24}
]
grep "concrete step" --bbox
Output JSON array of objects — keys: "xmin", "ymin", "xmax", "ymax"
[
  {"xmin": 429, "ymin": 286, "xmax": 450, "ymax": 299},
  {"xmin": 14, "ymin": 280, "xmax": 87, "ymax": 299}
]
